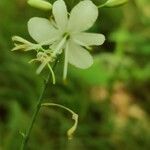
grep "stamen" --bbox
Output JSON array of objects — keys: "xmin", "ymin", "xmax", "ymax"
[
  {"xmin": 47, "ymin": 64, "xmax": 56, "ymax": 84},
  {"xmin": 63, "ymin": 42, "xmax": 69, "ymax": 80},
  {"xmin": 52, "ymin": 35, "xmax": 68, "ymax": 56}
]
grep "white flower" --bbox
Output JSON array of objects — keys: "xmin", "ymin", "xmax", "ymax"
[{"xmin": 27, "ymin": 0, "xmax": 105, "ymax": 80}]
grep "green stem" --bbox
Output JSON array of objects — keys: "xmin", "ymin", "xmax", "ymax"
[{"xmin": 20, "ymin": 60, "xmax": 58, "ymax": 150}]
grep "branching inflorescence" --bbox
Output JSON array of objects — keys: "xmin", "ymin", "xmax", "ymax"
[
  {"xmin": 12, "ymin": 0, "xmax": 106, "ymax": 82},
  {"xmin": 11, "ymin": 0, "xmax": 128, "ymax": 149}
]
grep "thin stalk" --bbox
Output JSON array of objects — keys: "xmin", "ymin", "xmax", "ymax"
[
  {"xmin": 41, "ymin": 103, "xmax": 78, "ymax": 140},
  {"xmin": 20, "ymin": 60, "xmax": 58, "ymax": 150}
]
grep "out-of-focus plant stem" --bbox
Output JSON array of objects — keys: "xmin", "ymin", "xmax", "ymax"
[{"xmin": 20, "ymin": 60, "xmax": 58, "ymax": 150}]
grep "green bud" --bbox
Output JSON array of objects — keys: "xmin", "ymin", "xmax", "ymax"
[
  {"xmin": 28, "ymin": 0, "xmax": 52, "ymax": 11},
  {"xmin": 104, "ymin": 0, "xmax": 128, "ymax": 7}
]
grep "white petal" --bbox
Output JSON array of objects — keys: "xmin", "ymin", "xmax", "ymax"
[
  {"xmin": 53, "ymin": 0, "xmax": 68, "ymax": 31},
  {"xmin": 68, "ymin": 41, "xmax": 93, "ymax": 69},
  {"xmin": 68, "ymin": 0, "xmax": 98, "ymax": 32},
  {"xmin": 28, "ymin": 17, "xmax": 59, "ymax": 43},
  {"xmin": 73, "ymin": 32, "xmax": 105, "ymax": 46}
]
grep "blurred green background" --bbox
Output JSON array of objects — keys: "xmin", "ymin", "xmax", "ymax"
[{"xmin": 0, "ymin": 0, "xmax": 150, "ymax": 150}]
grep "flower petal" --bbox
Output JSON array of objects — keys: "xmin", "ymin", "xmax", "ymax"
[
  {"xmin": 68, "ymin": 41, "xmax": 93, "ymax": 69},
  {"xmin": 68, "ymin": 0, "xmax": 98, "ymax": 32},
  {"xmin": 73, "ymin": 32, "xmax": 105, "ymax": 46},
  {"xmin": 53, "ymin": 0, "xmax": 68, "ymax": 31},
  {"xmin": 28, "ymin": 17, "xmax": 59, "ymax": 43}
]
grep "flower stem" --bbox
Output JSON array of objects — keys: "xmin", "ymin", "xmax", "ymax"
[{"xmin": 20, "ymin": 60, "xmax": 58, "ymax": 150}]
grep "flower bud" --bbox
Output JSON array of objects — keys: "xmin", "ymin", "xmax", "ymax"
[
  {"xmin": 28, "ymin": 0, "xmax": 52, "ymax": 11},
  {"xmin": 104, "ymin": 0, "xmax": 128, "ymax": 7}
]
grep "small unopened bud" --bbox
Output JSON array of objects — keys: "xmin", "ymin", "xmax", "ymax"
[
  {"xmin": 28, "ymin": 0, "xmax": 52, "ymax": 11},
  {"xmin": 104, "ymin": 0, "xmax": 128, "ymax": 7}
]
